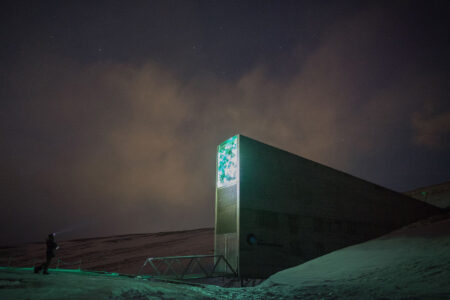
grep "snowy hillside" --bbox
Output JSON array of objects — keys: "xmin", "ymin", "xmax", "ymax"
[
  {"xmin": 1, "ymin": 212, "xmax": 449, "ymax": 299},
  {"xmin": 0, "ymin": 228, "xmax": 214, "ymax": 275},
  {"xmin": 257, "ymin": 212, "xmax": 450, "ymax": 299}
]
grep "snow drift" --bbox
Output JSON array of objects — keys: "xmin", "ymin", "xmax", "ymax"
[{"xmin": 256, "ymin": 212, "xmax": 450, "ymax": 299}]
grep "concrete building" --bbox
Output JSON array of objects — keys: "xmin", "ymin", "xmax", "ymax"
[
  {"xmin": 405, "ymin": 181, "xmax": 450, "ymax": 210},
  {"xmin": 214, "ymin": 135, "xmax": 442, "ymax": 278}
]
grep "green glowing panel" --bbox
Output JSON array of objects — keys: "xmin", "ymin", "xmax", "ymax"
[{"xmin": 217, "ymin": 135, "xmax": 238, "ymax": 188}]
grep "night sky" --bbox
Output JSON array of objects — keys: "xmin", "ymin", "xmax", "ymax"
[{"xmin": 1, "ymin": 1, "xmax": 449, "ymax": 245}]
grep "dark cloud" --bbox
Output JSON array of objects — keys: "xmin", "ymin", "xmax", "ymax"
[{"xmin": 1, "ymin": 1, "xmax": 449, "ymax": 245}]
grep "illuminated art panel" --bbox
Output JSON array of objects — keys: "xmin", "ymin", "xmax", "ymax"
[{"xmin": 217, "ymin": 135, "xmax": 238, "ymax": 188}]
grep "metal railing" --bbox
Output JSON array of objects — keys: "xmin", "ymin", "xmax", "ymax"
[{"xmin": 138, "ymin": 254, "xmax": 237, "ymax": 280}]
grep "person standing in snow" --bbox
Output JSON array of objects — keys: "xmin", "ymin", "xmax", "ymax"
[{"xmin": 34, "ymin": 233, "xmax": 59, "ymax": 275}]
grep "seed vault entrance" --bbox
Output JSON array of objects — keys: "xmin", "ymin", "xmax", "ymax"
[
  {"xmin": 213, "ymin": 134, "xmax": 440, "ymax": 278},
  {"xmin": 214, "ymin": 135, "xmax": 239, "ymax": 274}
]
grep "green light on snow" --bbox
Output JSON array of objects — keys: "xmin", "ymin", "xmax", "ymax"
[{"xmin": 217, "ymin": 135, "xmax": 238, "ymax": 188}]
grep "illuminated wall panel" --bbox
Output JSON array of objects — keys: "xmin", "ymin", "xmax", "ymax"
[{"xmin": 217, "ymin": 135, "xmax": 238, "ymax": 188}]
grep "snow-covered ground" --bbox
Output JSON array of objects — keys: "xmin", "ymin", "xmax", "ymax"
[
  {"xmin": 1, "ymin": 212, "xmax": 449, "ymax": 299},
  {"xmin": 256, "ymin": 212, "xmax": 450, "ymax": 299},
  {"xmin": 0, "ymin": 267, "xmax": 225, "ymax": 299}
]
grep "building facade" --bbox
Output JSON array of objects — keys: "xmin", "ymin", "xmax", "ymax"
[{"xmin": 214, "ymin": 135, "xmax": 442, "ymax": 278}]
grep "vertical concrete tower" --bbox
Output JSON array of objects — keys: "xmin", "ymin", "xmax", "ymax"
[
  {"xmin": 214, "ymin": 135, "xmax": 240, "ymax": 274},
  {"xmin": 214, "ymin": 135, "xmax": 441, "ymax": 278}
]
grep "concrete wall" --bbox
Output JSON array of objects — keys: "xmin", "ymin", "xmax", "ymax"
[
  {"xmin": 237, "ymin": 135, "xmax": 441, "ymax": 278},
  {"xmin": 214, "ymin": 184, "xmax": 238, "ymax": 273}
]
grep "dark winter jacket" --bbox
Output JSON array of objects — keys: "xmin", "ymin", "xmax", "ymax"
[{"xmin": 46, "ymin": 237, "xmax": 58, "ymax": 257}]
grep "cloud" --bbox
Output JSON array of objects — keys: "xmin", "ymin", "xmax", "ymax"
[{"xmin": 2, "ymin": 3, "xmax": 449, "ymax": 244}]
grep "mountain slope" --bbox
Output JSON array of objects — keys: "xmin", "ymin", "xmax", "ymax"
[{"xmin": 0, "ymin": 228, "xmax": 214, "ymax": 275}]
